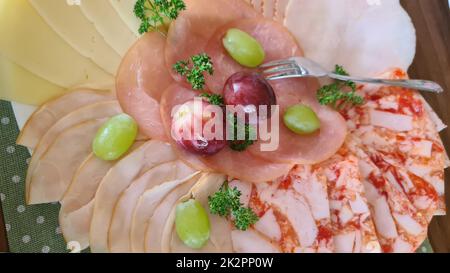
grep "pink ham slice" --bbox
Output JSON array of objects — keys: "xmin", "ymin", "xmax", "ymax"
[
  {"xmin": 165, "ymin": 0, "xmax": 260, "ymax": 84},
  {"xmin": 247, "ymin": 78, "xmax": 348, "ymax": 164},
  {"xmin": 160, "ymin": 83, "xmax": 293, "ymax": 182},
  {"xmin": 116, "ymin": 32, "xmax": 173, "ymax": 140},
  {"xmin": 205, "ymin": 18, "xmax": 302, "ymax": 94}
]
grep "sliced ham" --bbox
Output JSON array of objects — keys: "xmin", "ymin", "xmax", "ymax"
[
  {"xmin": 165, "ymin": 0, "xmax": 259, "ymax": 83},
  {"xmin": 247, "ymin": 78, "xmax": 347, "ymax": 164},
  {"xmin": 108, "ymin": 161, "xmax": 197, "ymax": 253},
  {"xmin": 17, "ymin": 89, "xmax": 114, "ymax": 149},
  {"xmin": 160, "ymin": 83, "xmax": 293, "ymax": 183},
  {"xmin": 205, "ymin": 18, "xmax": 301, "ymax": 93},
  {"xmin": 116, "ymin": 32, "xmax": 173, "ymax": 140}
]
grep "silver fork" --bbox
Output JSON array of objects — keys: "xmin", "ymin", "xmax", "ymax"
[{"xmin": 260, "ymin": 57, "xmax": 444, "ymax": 93}]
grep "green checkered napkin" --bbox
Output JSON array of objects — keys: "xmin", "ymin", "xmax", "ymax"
[{"xmin": 0, "ymin": 99, "xmax": 434, "ymax": 253}]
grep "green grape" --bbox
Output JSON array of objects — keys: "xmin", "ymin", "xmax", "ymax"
[
  {"xmin": 283, "ymin": 104, "xmax": 321, "ymax": 135},
  {"xmin": 175, "ymin": 199, "xmax": 210, "ymax": 249},
  {"xmin": 223, "ymin": 28, "xmax": 265, "ymax": 68},
  {"xmin": 92, "ymin": 113, "xmax": 138, "ymax": 161}
]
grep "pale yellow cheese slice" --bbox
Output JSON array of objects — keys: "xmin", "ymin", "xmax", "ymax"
[
  {"xmin": 0, "ymin": 54, "xmax": 66, "ymax": 106},
  {"xmin": 0, "ymin": 0, "xmax": 113, "ymax": 89},
  {"xmin": 80, "ymin": 0, "xmax": 137, "ymax": 56},
  {"xmin": 29, "ymin": 0, "xmax": 121, "ymax": 75},
  {"xmin": 109, "ymin": 0, "xmax": 141, "ymax": 37}
]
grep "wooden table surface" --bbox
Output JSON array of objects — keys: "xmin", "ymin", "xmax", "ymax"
[
  {"xmin": 0, "ymin": 0, "xmax": 449, "ymax": 253},
  {"xmin": 402, "ymin": 0, "xmax": 450, "ymax": 253}
]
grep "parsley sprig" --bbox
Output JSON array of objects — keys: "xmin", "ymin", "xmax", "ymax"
[
  {"xmin": 173, "ymin": 53, "xmax": 214, "ymax": 90},
  {"xmin": 208, "ymin": 182, "xmax": 259, "ymax": 230},
  {"xmin": 227, "ymin": 114, "xmax": 255, "ymax": 152},
  {"xmin": 317, "ymin": 65, "xmax": 364, "ymax": 110},
  {"xmin": 200, "ymin": 93, "xmax": 224, "ymax": 106},
  {"xmin": 134, "ymin": 0, "xmax": 186, "ymax": 35}
]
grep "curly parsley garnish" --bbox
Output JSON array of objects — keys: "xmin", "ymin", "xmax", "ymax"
[
  {"xmin": 317, "ymin": 65, "xmax": 364, "ymax": 110},
  {"xmin": 200, "ymin": 93, "xmax": 224, "ymax": 106},
  {"xmin": 227, "ymin": 114, "xmax": 255, "ymax": 152},
  {"xmin": 173, "ymin": 53, "xmax": 214, "ymax": 90},
  {"xmin": 208, "ymin": 181, "xmax": 259, "ymax": 230},
  {"xmin": 134, "ymin": 0, "xmax": 186, "ymax": 35}
]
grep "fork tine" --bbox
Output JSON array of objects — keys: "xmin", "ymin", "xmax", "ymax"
[
  {"xmin": 259, "ymin": 58, "xmax": 296, "ymax": 68},
  {"xmin": 261, "ymin": 63, "xmax": 298, "ymax": 75},
  {"xmin": 265, "ymin": 70, "xmax": 301, "ymax": 81}
]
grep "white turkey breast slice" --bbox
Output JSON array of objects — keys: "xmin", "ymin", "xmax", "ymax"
[
  {"xmin": 284, "ymin": 0, "xmax": 416, "ymax": 77},
  {"xmin": 17, "ymin": 89, "xmax": 114, "ymax": 149},
  {"xmin": 108, "ymin": 161, "xmax": 197, "ymax": 253},
  {"xmin": 27, "ymin": 119, "xmax": 107, "ymax": 205},
  {"xmin": 89, "ymin": 140, "xmax": 178, "ymax": 253},
  {"xmin": 59, "ymin": 143, "xmax": 144, "ymax": 251},
  {"xmin": 131, "ymin": 176, "xmax": 197, "ymax": 253},
  {"xmin": 59, "ymin": 153, "xmax": 116, "ymax": 251},
  {"xmin": 25, "ymin": 101, "xmax": 122, "ymax": 204},
  {"xmin": 162, "ymin": 173, "xmax": 233, "ymax": 253},
  {"xmin": 144, "ymin": 174, "xmax": 202, "ymax": 253}
]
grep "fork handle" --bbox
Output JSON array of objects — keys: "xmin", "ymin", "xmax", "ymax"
[{"xmin": 329, "ymin": 73, "xmax": 444, "ymax": 93}]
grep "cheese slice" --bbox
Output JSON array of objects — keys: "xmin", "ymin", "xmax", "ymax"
[
  {"xmin": 29, "ymin": 0, "xmax": 121, "ymax": 75},
  {"xmin": 0, "ymin": 54, "xmax": 66, "ymax": 106},
  {"xmin": 0, "ymin": 0, "xmax": 113, "ymax": 89},
  {"xmin": 109, "ymin": 0, "xmax": 141, "ymax": 37},
  {"xmin": 80, "ymin": 0, "xmax": 137, "ymax": 56}
]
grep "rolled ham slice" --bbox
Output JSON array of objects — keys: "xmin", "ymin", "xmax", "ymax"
[
  {"xmin": 160, "ymin": 83, "xmax": 293, "ymax": 183},
  {"xmin": 205, "ymin": 18, "xmax": 302, "ymax": 94},
  {"xmin": 165, "ymin": 0, "xmax": 260, "ymax": 84},
  {"xmin": 116, "ymin": 32, "xmax": 173, "ymax": 140},
  {"xmin": 247, "ymin": 78, "xmax": 348, "ymax": 165}
]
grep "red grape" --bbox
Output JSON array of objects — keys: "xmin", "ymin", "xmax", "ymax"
[
  {"xmin": 223, "ymin": 72, "xmax": 276, "ymax": 120},
  {"xmin": 172, "ymin": 99, "xmax": 227, "ymax": 156}
]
